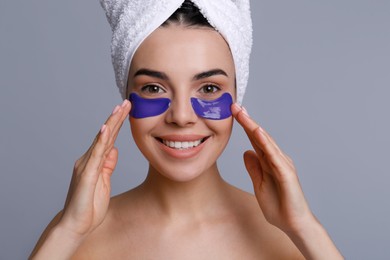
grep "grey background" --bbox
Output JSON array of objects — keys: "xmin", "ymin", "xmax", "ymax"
[{"xmin": 1, "ymin": 0, "xmax": 389, "ymax": 259}]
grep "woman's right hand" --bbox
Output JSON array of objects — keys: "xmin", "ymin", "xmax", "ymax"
[
  {"xmin": 59, "ymin": 99, "xmax": 131, "ymax": 238},
  {"xmin": 30, "ymin": 100, "xmax": 131, "ymax": 259}
]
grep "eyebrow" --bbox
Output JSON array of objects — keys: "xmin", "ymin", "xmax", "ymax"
[
  {"xmin": 133, "ymin": 68, "xmax": 228, "ymax": 81},
  {"xmin": 134, "ymin": 69, "xmax": 169, "ymax": 80},
  {"xmin": 193, "ymin": 69, "xmax": 228, "ymax": 80}
]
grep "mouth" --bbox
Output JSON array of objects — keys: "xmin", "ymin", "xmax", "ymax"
[{"xmin": 155, "ymin": 137, "xmax": 209, "ymax": 150}]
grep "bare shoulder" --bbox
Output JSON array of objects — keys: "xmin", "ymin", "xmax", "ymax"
[{"xmin": 225, "ymin": 184, "xmax": 305, "ymax": 259}]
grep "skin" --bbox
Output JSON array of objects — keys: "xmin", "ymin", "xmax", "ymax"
[{"xmin": 30, "ymin": 24, "xmax": 343, "ymax": 259}]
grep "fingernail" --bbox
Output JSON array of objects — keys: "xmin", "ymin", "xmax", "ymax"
[
  {"xmin": 121, "ymin": 99, "xmax": 128, "ymax": 107},
  {"xmin": 112, "ymin": 105, "xmax": 120, "ymax": 115},
  {"xmin": 232, "ymin": 102, "xmax": 241, "ymax": 109},
  {"xmin": 232, "ymin": 103, "xmax": 242, "ymax": 113},
  {"xmin": 241, "ymin": 106, "xmax": 250, "ymax": 117},
  {"xmin": 100, "ymin": 124, "xmax": 107, "ymax": 133},
  {"xmin": 258, "ymin": 126, "xmax": 265, "ymax": 132}
]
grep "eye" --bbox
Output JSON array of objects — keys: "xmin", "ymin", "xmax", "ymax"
[
  {"xmin": 199, "ymin": 84, "xmax": 221, "ymax": 94},
  {"xmin": 141, "ymin": 84, "xmax": 166, "ymax": 94}
]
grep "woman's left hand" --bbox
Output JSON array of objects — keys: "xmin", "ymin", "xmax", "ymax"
[
  {"xmin": 231, "ymin": 103, "xmax": 314, "ymax": 235},
  {"xmin": 231, "ymin": 103, "xmax": 344, "ymax": 259}
]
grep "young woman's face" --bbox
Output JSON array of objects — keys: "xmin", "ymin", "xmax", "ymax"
[{"xmin": 127, "ymin": 24, "xmax": 236, "ymax": 182}]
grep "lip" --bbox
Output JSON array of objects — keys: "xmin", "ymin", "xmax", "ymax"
[
  {"xmin": 155, "ymin": 135, "xmax": 210, "ymax": 159},
  {"xmin": 157, "ymin": 134, "xmax": 207, "ymax": 142}
]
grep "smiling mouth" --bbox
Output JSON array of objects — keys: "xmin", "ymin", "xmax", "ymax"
[{"xmin": 156, "ymin": 137, "xmax": 208, "ymax": 150}]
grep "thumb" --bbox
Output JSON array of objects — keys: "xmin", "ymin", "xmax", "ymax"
[
  {"xmin": 101, "ymin": 147, "xmax": 118, "ymax": 190},
  {"xmin": 102, "ymin": 147, "xmax": 119, "ymax": 176},
  {"xmin": 243, "ymin": 150, "xmax": 263, "ymax": 190}
]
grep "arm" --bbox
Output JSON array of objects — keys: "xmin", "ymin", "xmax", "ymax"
[
  {"xmin": 30, "ymin": 100, "xmax": 131, "ymax": 259},
  {"xmin": 231, "ymin": 104, "xmax": 343, "ymax": 260}
]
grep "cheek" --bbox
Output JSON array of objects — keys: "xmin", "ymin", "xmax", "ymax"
[
  {"xmin": 206, "ymin": 117, "xmax": 233, "ymax": 139},
  {"xmin": 129, "ymin": 117, "xmax": 158, "ymax": 144},
  {"xmin": 204, "ymin": 118, "xmax": 233, "ymax": 156}
]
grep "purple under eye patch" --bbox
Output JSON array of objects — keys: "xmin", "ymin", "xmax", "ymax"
[
  {"xmin": 190, "ymin": 93, "xmax": 233, "ymax": 120},
  {"xmin": 129, "ymin": 92, "xmax": 233, "ymax": 120},
  {"xmin": 129, "ymin": 93, "xmax": 170, "ymax": 118}
]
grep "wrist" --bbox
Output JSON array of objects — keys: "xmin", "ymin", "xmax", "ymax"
[
  {"xmin": 55, "ymin": 221, "xmax": 89, "ymax": 244},
  {"xmin": 287, "ymin": 214, "xmax": 322, "ymax": 245},
  {"xmin": 286, "ymin": 214, "xmax": 344, "ymax": 260},
  {"xmin": 30, "ymin": 224, "xmax": 86, "ymax": 260},
  {"xmin": 285, "ymin": 212, "xmax": 320, "ymax": 239}
]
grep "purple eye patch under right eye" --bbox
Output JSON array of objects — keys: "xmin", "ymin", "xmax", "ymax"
[
  {"xmin": 129, "ymin": 92, "xmax": 233, "ymax": 120},
  {"xmin": 129, "ymin": 93, "xmax": 170, "ymax": 118}
]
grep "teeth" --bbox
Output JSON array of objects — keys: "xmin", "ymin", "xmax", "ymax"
[{"xmin": 162, "ymin": 139, "xmax": 203, "ymax": 149}]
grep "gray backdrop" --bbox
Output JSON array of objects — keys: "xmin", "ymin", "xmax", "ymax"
[{"xmin": 1, "ymin": 0, "xmax": 389, "ymax": 259}]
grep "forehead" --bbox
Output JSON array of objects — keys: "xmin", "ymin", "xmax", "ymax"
[{"xmin": 129, "ymin": 25, "xmax": 235, "ymax": 76}]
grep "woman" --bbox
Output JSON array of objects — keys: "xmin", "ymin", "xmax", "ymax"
[{"xmin": 31, "ymin": 1, "xmax": 343, "ymax": 259}]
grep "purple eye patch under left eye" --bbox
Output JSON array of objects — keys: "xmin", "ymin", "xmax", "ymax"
[
  {"xmin": 190, "ymin": 93, "xmax": 233, "ymax": 120},
  {"xmin": 129, "ymin": 92, "xmax": 233, "ymax": 120}
]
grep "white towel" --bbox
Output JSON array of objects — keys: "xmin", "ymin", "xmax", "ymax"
[{"xmin": 100, "ymin": 0, "xmax": 252, "ymax": 104}]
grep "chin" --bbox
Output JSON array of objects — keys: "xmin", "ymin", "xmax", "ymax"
[{"xmin": 149, "ymin": 161, "xmax": 215, "ymax": 183}]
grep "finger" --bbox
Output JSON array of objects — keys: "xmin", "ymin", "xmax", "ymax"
[
  {"xmin": 244, "ymin": 149, "xmax": 276, "ymax": 189},
  {"xmin": 87, "ymin": 105, "xmax": 121, "ymax": 153},
  {"xmin": 106, "ymin": 100, "xmax": 131, "ymax": 150},
  {"xmin": 64, "ymin": 124, "xmax": 109, "ymax": 212},
  {"xmin": 232, "ymin": 104, "xmax": 291, "ymax": 162},
  {"xmin": 244, "ymin": 151, "xmax": 281, "ymax": 213},
  {"xmin": 231, "ymin": 103, "xmax": 261, "ymax": 134},
  {"xmin": 106, "ymin": 100, "xmax": 130, "ymax": 133},
  {"xmin": 80, "ymin": 100, "xmax": 130, "ymax": 168},
  {"xmin": 231, "ymin": 103, "xmax": 278, "ymax": 153},
  {"xmin": 253, "ymin": 128, "xmax": 295, "ymax": 182},
  {"xmin": 99, "ymin": 147, "xmax": 119, "ymax": 198},
  {"xmin": 231, "ymin": 104, "xmax": 294, "ymax": 180},
  {"xmin": 81, "ymin": 124, "xmax": 110, "ymax": 185},
  {"xmin": 231, "ymin": 103, "xmax": 274, "ymax": 158},
  {"xmin": 245, "ymin": 133, "xmax": 274, "ymax": 174},
  {"xmin": 231, "ymin": 104, "xmax": 262, "ymax": 150},
  {"xmin": 243, "ymin": 150, "xmax": 263, "ymax": 190},
  {"xmin": 231, "ymin": 104, "xmax": 272, "ymax": 166},
  {"xmin": 98, "ymin": 101, "xmax": 128, "ymax": 149},
  {"xmin": 257, "ymin": 127, "xmax": 295, "ymax": 168},
  {"xmin": 101, "ymin": 147, "xmax": 118, "ymax": 176}
]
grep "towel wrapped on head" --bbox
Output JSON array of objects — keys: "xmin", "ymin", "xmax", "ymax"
[{"xmin": 100, "ymin": 0, "xmax": 252, "ymax": 104}]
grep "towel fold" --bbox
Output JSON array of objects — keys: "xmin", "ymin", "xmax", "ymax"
[{"xmin": 100, "ymin": 0, "xmax": 252, "ymax": 104}]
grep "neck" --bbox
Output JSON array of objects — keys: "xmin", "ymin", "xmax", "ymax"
[{"xmin": 138, "ymin": 163, "xmax": 230, "ymax": 221}]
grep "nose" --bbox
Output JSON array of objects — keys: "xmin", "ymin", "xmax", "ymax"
[{"xmin": 165, "ymin": 94, "xmax": 198, "ymax": 127}]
